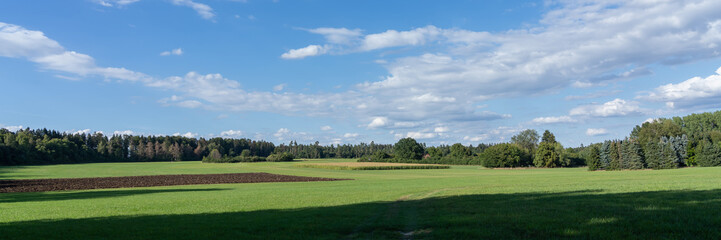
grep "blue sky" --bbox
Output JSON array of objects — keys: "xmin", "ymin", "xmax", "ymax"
[{"xmin": 2, "ymin": 0, "xmax": 721, "ymax": 147}]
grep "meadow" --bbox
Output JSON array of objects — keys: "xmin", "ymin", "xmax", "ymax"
[
  {"xmin": 296, "ymin": 162, "xmax": 450, "ymax": 170},
  {"xmin": 1, "ymin": 159, "xmax": 721, "ymax": 239}
]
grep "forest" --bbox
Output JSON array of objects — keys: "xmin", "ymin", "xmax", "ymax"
[{"xmin": 2, "ymin": 110, "xmax": 721, "ymax": 169}]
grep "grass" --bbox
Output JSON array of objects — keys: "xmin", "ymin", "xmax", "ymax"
[
  {"xmin": 1, "ymin": 159, "xmax": 721, "ymax": 239},
  {"xmin": 296, "ymin": 162, "xmax": 450, "ymax": 170}
]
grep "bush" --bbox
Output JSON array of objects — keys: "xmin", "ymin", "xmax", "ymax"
[
  {"xmin": 202, "ymin": 154, "xmax": 266, "ymax": 163},
  {"xmin": 480, "ymin": 143, "xmax": 528, "ymax": 168},
  {"xmin": 266, "ymin": 153, "xmax": 295, "ymax": 162}
]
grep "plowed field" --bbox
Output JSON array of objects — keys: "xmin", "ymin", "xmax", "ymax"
[{"xmin": 0, "ymin": 173, "xmax": 348, "ymax": 193}]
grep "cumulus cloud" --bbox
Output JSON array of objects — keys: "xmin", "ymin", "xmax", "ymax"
[
  {"xmin": 0, "ymin": 23, "xmax": 149, "ymax": 82},
  {"xmin": 281, "ymin": 45, "xmax": 327, "ymax": 59},
  {"xmin": 570, "ymin": 99, "xmax": 641, "ymax": 117},
  {"xmin": 11, "ymin": 0, "xmax": 721, "ymax": 144},
  {"xmin": 220, "ymin": 130, "xmax": 243, "ymax": 138},
  {"xmin": 160, "ymin": 48, "xmax": 183, "ymax": 56},
  {"xmin": 0, "ymin": 125, "xmax": 24, "ymax": 132},
  {"xmin": 306, "ymin": 27, "xmax": 362, "ymax": 45},
  {"xmin": 532, "ymin": 115, "xmax": 577, "ymax": 124},
  {"xmin": 320, "ymin": 126, "xmax": 333, "ymax": 131},
  {"xmin": 289, "ymin": 0, "xmax": 721, "ymax": 114},
  {"xmin": 403, "ymin": 131, "xmax": 436, "ymax": 139},
  {"xmin": 642, "ymin": 66, "xmax": 721, "ymax": 109},
  {"xmin": 586, "ymin": 128, "xmax": 609, "ymax": 136},
  {"xmin": 72, "ymin": 129, "xmax": 92, "ymax": 135},
  {"xmin": 434, "ymin": 126, "xmax": 449, "ymax": 133},
  {"xmin": 173, "ymin": 132, "xmax": 198, "ymax": 138},
  {"xmin": 113, "ymin": 130, "xmax": 135, "ymax": 135},
  {"xmin": 367, "ymin": 117, "xmax": 389, "ymax": 129},
  {"xmin": 360, "ymin": 26, "xmax": 443, "ymax": 51},
  {"xmin": 274, "ymin": 128, "xmax": 290, "ymax": 138}
]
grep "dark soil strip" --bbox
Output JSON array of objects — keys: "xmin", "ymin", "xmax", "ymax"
[{"xmin": 0, "ymin": 173, "xmax": 350, "ymax": 193}]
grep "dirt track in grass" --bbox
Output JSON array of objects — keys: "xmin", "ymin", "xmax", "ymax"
[{"xmin": 0, "ymin": 173, "xmax": 349, "ymax": 193}]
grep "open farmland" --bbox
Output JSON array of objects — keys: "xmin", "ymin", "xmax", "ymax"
[
  {"xmin": 296, "ymin": 162, "xmax": 450, "ymax": 170},
  {"xmin": 2, "ymin": 159, "xmax": 721, "ymax": 239}
]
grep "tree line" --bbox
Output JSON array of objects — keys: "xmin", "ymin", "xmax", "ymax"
[
  {"xmin": 362, "ymin": 129, "xmax": 586, "ymax": 168},
  {"xmin": 0, "ymin": 128, "xmax": 275, "ymax": 165},
  {"xmin": 3, "ymin": 110, "xmax": 721, "ymax": 168},
  {"xmin": 584, "ymin": 110, "xmax": 721, "ymax": 170}
]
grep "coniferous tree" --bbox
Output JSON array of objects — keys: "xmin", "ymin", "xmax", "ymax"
[
  {"xmin": 696, "ymin": 140, "xmax": 721, "ymax": 167},
  {"xmin": 586, "ymin": 146, "xmax": 601, "ymax": 171},
  {"xmin": 599, "ymin": 141, "xmax": 611, "ymax": 169},
  {"xmin": 608, "ymin": 141, "xmax": 621, "ymax": 170},
  {"xmin": 622, "ymin": 139, "xmax": 645, "ymax": 169}
]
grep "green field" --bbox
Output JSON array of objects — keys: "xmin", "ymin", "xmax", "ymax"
[{"xmin": 2, "ymin": 159, "xmax": 721, "ymax": 239}]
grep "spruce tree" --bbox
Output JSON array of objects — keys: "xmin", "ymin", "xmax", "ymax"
[
  {"xmin": 586, "ymin": 146, "xmax": 601, "ymax": 171},
  {"xmin": 623, "ymin": 140, "xmax": 645, "ymax": 169},
  {"xmin": 599, "ymin": 141, "xmax": 611, "ymax": 169},
  {"xmin": 644, "ymin": 141, "xmax": 662, "ymax": 169},
  {"xmin": 608, "ymin": 141, "xmax": 621, "ymax": 170}
]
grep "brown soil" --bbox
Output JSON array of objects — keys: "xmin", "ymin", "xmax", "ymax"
[{"xmin": 0, "ymin": 173, "xmax": 349, "ymax": 193}]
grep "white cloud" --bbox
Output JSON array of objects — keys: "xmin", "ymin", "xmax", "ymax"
[
  {"xmin": 306, "ymin": 27, "xmax": 362, "ymax": 45},
  {"xmin": 367, "ymin": 117, "xmax": 389, "ymax": 129},
  {"xmin": 643, "ymin": 118, "xmax": 657, "ymax": 124},
  {"xmin": 0, "ymin": 125, "xmax": 24, "ymax": 132},
  {"xmin": 343, "ymin": 133, "xmax": 359, "ymax": 138},
  {"xmin": 532, "ymin": 115, "xmax": 577, "ymax": 124},
  {"xmin": 0, "ymin": 22, "xmax": 63, "ymax": 58},
  {"xmin": 173, "ymin": 132, "xmax": 198, "ymax": 138},
  {"xmin": 177, "ymin": 100, "xmax": 202, "ymax": 108},
  {"xmin": 570, "ymin": 99, "xmax": 641, "ymax": 117},
  {"xmin": 0, "ymin": 23, "xmax": 149, "ymax": 82},
  {"xmin": 11, "ymin": 0, "xmax": 721, "ymax": 144},
  {"xmin": 93, "ymin": 0, "xmax": 140, "ymax": 7},
  {"xmin": 273, "ymin": 83, "xmax": 287, "ymax": 91},
  {"xmin": 281, "ymin": 45, "xmax": 327, "ymax": 59},
  {"xmin": 565, "ymin": 90, "xmax": 622, "ymax": 101},
  {"xmin": 94, "ymin": 0, "xmax": 213, "ymax": 20},
  {"xmin": 320, "ymin": 125, "xmax": 333, "ymax": 131},
  {"xmin": 73, "ymin": 129, "xmax": 92, "ymax": 135},
  {"xmin": 290, "ymin": 0, "xmax": 721, "ymax": 113},
  {"xmin": 113, "ymin": 130, "xmax": 135, "ymax": 135},
  {"xmin": 434, "ymin": 126, "xmax": 449, "ymax": 133},
  {"xmin": 170, "ymin": 0, "xmax": 215, "ymax": 20},
  {"xmin": 411, "ymin": 93, "xmax": 455, "ymax": 103},
  {"xmin": 642, "ymin": 66, "xmax": 721, "ymax": 109},
  {"xmin": 360, "ymin": 26, "xmax": 443, "ymax": 51},
  {"xmin": 586, "ymin": 128, "xmax": 609, "ymax": 136},
  {"xmin": 404, "ymin": 131, "xmax": 436, "ymax": 139},
  {"xmin": 274, "ymin": 128, "xmax": 290, "ymax": 138},
  {"xmin": 463, "ymin": 135, "xmax": 488, "ymax": 142},
  {"xmin": 160, "ymin": 48, "xmax": 183, "ymax": 56}
]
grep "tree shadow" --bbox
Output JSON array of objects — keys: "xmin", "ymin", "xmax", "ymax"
[
  {"xmin": 0, "ymin": 188, "xmax": 230, "ymax": 204},
  {"xmin": 1, "ymin": 189, "xmax": 721, "ymax": 239},
  {"xmin": 0, "ymin": 165, "xmax": 28, "ymax": 180}
]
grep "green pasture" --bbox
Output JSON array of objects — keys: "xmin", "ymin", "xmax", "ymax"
[{"xmin": 1, "ymin": 159, "xmax": 721, "ymax": 239}]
